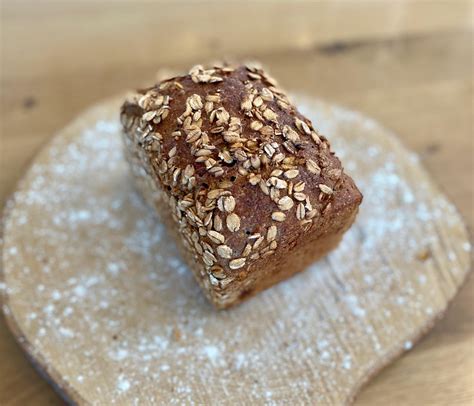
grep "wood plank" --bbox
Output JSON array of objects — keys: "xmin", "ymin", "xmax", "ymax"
[
  {"xmin": 1, "ymin": 1, "xmax": 472, "ymax": 81},
  {"xmin": 1, "ymin": 94, "xmax": 471, "ymax": 404}
]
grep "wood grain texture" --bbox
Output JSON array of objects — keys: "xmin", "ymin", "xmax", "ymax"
[
  {"xmin": 1, "ymin": 1, "xmax": 473, "ymax": 405},
  {"xmin": 1, "ymin": 95, "xmax": 471, "ymax": 404}
]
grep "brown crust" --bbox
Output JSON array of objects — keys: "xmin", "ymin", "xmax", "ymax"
[{"xmin": 120, "ymin": 63, "xmax": 363, "ymax": 307}]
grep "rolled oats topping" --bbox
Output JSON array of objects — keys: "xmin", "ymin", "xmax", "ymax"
[
  {"xmin": 217, "ymin": 245, "xmax": 233, "ymax": 259},
  {"xmin": 120, "ymin": 63, "xmax": 347, "ymax": 277},
  {"xmin": 229, "ymin": 258, "xmax": 246, "ymax": 270},
  {"xmin": 278, "ymin": 196, "xmax": 294, "ymax": 211},
  {"xmin": 226, "ymin": 213, "xmax": 241, "ymax": 233}
]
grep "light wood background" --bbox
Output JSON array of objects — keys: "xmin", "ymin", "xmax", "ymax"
[{"xmin": 1, "ymin": 1, "xmax": 473, "ymax": 404}]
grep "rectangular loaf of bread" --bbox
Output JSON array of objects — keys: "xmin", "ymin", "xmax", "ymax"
[{"xmin": 120, "ymin": 63, "xmax": 362, "ymax": 308}]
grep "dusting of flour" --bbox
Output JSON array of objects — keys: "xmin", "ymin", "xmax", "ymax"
[{"xmin": 1, "ymin": 97, "xmax": 470, "ymax": 405}]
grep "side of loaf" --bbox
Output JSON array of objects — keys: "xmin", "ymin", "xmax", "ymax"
[{"xmin": 120, "ymin": 63, "xmax": 362, "ymax": 308}]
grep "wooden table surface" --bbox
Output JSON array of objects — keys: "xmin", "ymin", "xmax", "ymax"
[{"xmin": 1, "ymin": 1, "xmax": 473, "ymax": 404}]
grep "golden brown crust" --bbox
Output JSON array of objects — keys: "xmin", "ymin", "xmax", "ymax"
[{"xmin": 120, "ymin": 63, "xmax": 362, "ymax": 307}]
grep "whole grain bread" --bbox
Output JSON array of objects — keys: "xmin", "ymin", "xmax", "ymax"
[{"xmin": 120, "ymin": 63, "xmax": 362, "ymax": 308}]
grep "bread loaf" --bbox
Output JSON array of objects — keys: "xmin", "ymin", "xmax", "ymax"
[{"xmin": 120, "ymin": 63, "xmax": 362, "ymax": 308}]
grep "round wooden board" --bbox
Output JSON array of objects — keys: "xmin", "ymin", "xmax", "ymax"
[{"xmin": 1, "ymin": 96, "xmax": 471, "ymax": 405}]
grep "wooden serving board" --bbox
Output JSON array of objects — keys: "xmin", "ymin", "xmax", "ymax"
[{"xmin": 1, "ymin": 96, "xmax": 471, "ymax": 405}]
